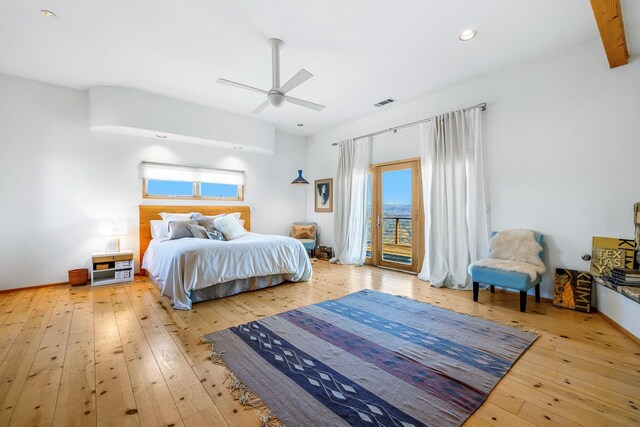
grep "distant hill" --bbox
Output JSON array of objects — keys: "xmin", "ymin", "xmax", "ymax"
[{"xmin": 383, "ymin": 203, "xmax": 412, "ymax": 218}]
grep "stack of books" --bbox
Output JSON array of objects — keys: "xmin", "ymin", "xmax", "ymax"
[{"xmin": 605, "ymin": 268, "xmax": 640, "ymax": 287}]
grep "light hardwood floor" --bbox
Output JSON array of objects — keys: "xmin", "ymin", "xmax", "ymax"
[{"xmin": 1, "ymin": 261, "xmax": 639, "ymax": 426}]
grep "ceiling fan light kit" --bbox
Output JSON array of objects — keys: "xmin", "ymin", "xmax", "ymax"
[
  {"xmin": 268, "ymin": 91, "xmax": 285, "ymax": 107},
  {"xmin": 217, "ymin": 38, "xmax": 325, "ymax": 114}
]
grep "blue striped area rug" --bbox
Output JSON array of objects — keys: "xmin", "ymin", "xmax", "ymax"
[{"xmin": 203, "ymin": 290, "xmax": 538, "ymax": 426}]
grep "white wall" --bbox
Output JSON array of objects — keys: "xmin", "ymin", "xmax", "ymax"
[
  {"xmin": 3, "ymin": 40, "xmax": 639, "ymax": 298},
  {"xmin": 305, "ymin": 41, "xmax": 640, "ymax": 298},
  {"xmin": 0, "ymin": 73, "xmax": 307, "ymax": 290}
]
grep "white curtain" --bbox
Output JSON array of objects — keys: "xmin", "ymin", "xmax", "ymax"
[
  {"xmin": 418, "ymin": 108, "xmax": 490, "ymax": 289},
  {"xmin": 331, "ymin": 137, "xmax": 372, "ymax": 265}
]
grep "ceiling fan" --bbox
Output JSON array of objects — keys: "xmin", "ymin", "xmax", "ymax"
[{"xmin": 217, "ymin": 38, "xmax": 325, "ymax": 114}]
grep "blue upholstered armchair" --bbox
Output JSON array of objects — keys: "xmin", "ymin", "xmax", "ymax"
[
  {"xmin": 469, "ymin": 230, "xmax": 545, "ymax": 312},
  {"xmin": 291, "ymin": 222, "xmax": 318, "ymax": 257}
]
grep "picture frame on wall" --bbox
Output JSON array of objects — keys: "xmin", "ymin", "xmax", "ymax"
[{"xmin": 314, "ymin": 178, "xmax": 333, "ymax": 213}]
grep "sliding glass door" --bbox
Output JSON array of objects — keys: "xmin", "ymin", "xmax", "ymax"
[{"xmin": 367, "ymin": 159, "xmax": 423, "ymax": 273}]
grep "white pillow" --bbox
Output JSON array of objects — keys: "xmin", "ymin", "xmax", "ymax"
[
  {"xmin": 228, "ymin": 212, "xmax": 246, "ymax": 228},
  {"xmin": 193, "ymin": 212, "xmax": 226, "ymax": 220},
  {"xmin": 159, "ymin": 212, "xmax": 193, "ymax": 223},
  {"xmin": 150, "ymin": 220, "xmax": 169, "ymax": 239},
  {"xmin": 213, "ymin": 215, "xmax": 246, "ymax": 240}
]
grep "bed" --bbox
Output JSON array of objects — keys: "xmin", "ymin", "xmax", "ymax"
[{"xmin": 139, "ymin": 205, "xmax": 312, "ymax": 309}]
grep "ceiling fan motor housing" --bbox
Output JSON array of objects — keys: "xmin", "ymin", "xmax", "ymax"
[{"xmin": 268, "ymin": 90, "xmax": 285, "ymax": 107}]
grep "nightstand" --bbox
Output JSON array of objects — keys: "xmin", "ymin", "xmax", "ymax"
[{"xmin": 91, "ymin": 250, "xmax": 134, "ymax": 286}]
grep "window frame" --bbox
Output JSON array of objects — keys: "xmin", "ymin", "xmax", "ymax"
[{"xmin": 142, "ymin": 179, "xmax": 244, "ymax": 201}]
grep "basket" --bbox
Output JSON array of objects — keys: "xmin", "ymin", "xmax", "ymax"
[{"xmin": 68, "ymin": 268, "xmax": 89, "ymax": 286}]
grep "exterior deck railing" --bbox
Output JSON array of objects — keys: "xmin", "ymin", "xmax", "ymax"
[
  {"xmin": 367, "ymin": 216, "xmax": 413, "ymax": 263},
  {"xmin": 382, "ymin": 216, "xmax": 412, "ymax": 245}
]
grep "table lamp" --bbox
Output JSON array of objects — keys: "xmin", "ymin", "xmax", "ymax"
[{"xmin": 99, "ymin": 221, "xmax": 127, "ymax": 253}]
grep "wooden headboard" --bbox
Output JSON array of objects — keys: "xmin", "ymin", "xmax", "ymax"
[{"xmin": 138, "ymin": 205, "xmax": 251, "ymax": 271}]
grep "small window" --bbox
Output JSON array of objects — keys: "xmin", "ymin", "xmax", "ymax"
[{"xmin": 140, "ymin": 162, "xmax": 244, "ymax": 201}]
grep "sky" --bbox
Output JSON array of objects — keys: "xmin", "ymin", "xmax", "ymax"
[
  {"xmin": 147, "ymin": 180, "xmax": 192, "ymax": 196},
  {"xmin": 382, "ymin": 169, "xmax": 412, "ymax": 205},
  {"xmin": 367, "ymin": 168, "xmax": 413, "ymax": 207}
]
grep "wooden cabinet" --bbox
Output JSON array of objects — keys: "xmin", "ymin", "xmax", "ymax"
[{"xmin": 91, "ymin": 250, "xmax": 134, "ymax": 286}]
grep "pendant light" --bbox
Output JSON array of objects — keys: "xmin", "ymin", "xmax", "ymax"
[{"xmin": 291, "ymin": 169, "xmax": 309, "ymax": 184}]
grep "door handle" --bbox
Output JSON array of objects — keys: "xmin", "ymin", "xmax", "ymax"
[{"xmin": 376, "ymin": 216, "xmax": 381, "ymax": 228}]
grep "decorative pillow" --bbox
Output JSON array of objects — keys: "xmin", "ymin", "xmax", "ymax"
[
  {"xmin": 168, "ymin": 220, "xmax": 199, "ymax": 240},
  {"xmin": 187, "ymin": 224, "xmax": 210, "ymax": 240},
  {"xmin": 206, "ymin": 230, "xmax": 226, "ymax": 241},
  {"xmin": 292, "ymin": 224, "xmax": 317, "ymax": 240},
  {"xmin": 213, "ymin": 215, "xmax": 246, "ymax": 240},
  {"xmin": 192, "ymin": 213, "xmax": 226, "ymax": 230},
  {"xmin": 226, "ymin": 212, "xmax": 246, "ymax": 228},
  {"xmin": 150, "ymin": 220, "xmax": 169, "ymax": 239},
  {"xmin": 159, "ymin": 212, "xmax": 194, "ymax": 224}
]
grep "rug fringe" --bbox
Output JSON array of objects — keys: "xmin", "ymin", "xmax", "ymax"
[
  {"xmin": 208, "ymin": 350, "xmax": 226, "ymax": 366},
  {"xmin": 259, "ymin": 409, "xmax": 286, "ymax": 427},
  {"xmin": 394, "ymin": 294, "xmax": 541, "ymax": 335},
  {"xmin": 203, "ymin": 339, "xmax": 286, "ymax": 427}
]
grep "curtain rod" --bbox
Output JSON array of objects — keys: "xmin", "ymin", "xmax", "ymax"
[{"xmin": 330, "ymin": 102, "xmax": 486, "ymax": 146}]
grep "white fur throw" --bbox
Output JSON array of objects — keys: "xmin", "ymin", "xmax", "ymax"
[{"xmin": 470, "ymin": 229, "xmax": 545, "ymax": 280}]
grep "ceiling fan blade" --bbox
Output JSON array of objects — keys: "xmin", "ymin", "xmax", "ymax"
[
  {"xmin": 251, "ymin": 100, "xmax": 270, "ymax": 115},
  {"xmin": 279, "ymin": 69, "xmax": 313, "ymax": 94},
  {"xmin": 284, "ymin": 95, "xmax": 325, "ymax": 111},
  {"xmin": 217, "ymin": 78, "xmax": 268, "ymax": 95}
]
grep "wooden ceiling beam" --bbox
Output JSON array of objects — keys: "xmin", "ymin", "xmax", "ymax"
[{"xmin": 590, "ymin": 0, "xmax": 629, "ymax": 68}]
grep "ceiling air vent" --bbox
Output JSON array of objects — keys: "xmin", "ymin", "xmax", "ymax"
[{"xmin": 374, "ymin": 98, "xmax": 396, "ymax": 107}]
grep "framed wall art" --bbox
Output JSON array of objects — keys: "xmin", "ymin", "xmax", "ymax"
[{"xmin": 315, "ymin": 178, "xmax": 333, "ymax": 213}]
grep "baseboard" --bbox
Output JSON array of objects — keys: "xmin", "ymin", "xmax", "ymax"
[
  {"xmin": 0, "ymin": 281, "xmax": 69, "ymax": 294},
  {"xmin": 599, "ymin": 310, "xmax": 640, "ymax": 345}
]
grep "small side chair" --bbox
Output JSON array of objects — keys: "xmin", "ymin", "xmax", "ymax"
[
  {"xmin": 469, "ymin": 230, "xmax": 545, "ymax": 312},
  {"xmin": 291, "ymin": 222, "xmax": 318, "ymax": 257}
]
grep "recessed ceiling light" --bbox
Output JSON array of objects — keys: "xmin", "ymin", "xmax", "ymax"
[
  {"xmin": 233, "ymin": 146, "xmax": 242, "ymax": 150},
  {"xmin": 297, "ymin": 123, "xmax": 304, "ymax": 127},
  {"xmin": 459, "ymin": 29, "xmax": 477, "ymax": 41},
  {"xmin": 155, "ymin": 134, "xmax": 167, "ymax": 139},
  {"xmin": 41, "ymin": 10, "xmax": 57, "ymax": 18}
]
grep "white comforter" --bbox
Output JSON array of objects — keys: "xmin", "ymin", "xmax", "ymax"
[{"xmin": 142, "ymin": 233, "xmax": 312, "ymax": 309}]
